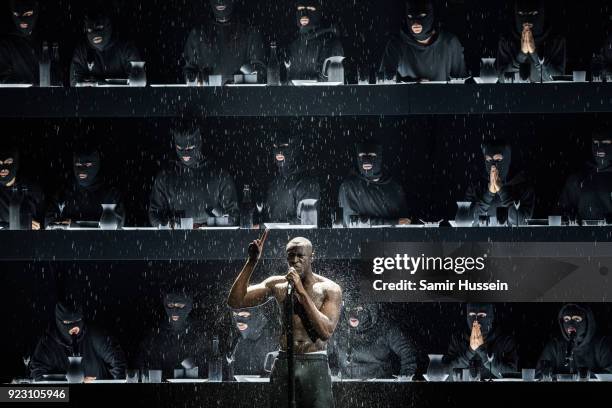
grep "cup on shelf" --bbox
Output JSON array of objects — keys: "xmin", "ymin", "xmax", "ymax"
[
  {"xmin": 573, "ymin": 71, "xmax": 587, "ymax": 82},
  {"xmin": 521, "ymin": 368, "xmax": 536, "ymax": 382},
  {"xmin": 180, "ymin": 218, "xmax": 194, "ymax": 230},
  {"xmin": 208, "ymin": 75, "xmax": 223, "ymax": 87},
  {"xmin": 173, "ymin": 368, "xmax": 185, "ymax": 379},
  {"xmin": 149, "ymin": 369, "xmax": 162, "ymax": 383},
  {"xmin": 548, "ymin": 215, "xmax": 562, "ymax": 226}
]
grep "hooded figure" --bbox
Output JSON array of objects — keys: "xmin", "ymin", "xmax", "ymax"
[
  {"xmin": 338, "ymin": 141, "xmax": 410, "ymax": 226},
  {"xmin": 183, "ymin": 0, "xmax": 264, "ymax": 83},
  {"xmin": 443, "ymin": 303, "xmax": 518, "ymax": 380},
  {"xmin": 136, "ymin": 290, "xmax": 209, "ymax": 379},
  {"xmin": 228, "ymin": 298, "xmax": 279, "ymax": 376},
  {"xmin": 465, "ymin": 141, "xmax": 535, "ymax": 225},
  {"xmin": 0, "ymin": 147, "xmax": 44, "ymax": 229},
  {"xmin": 537, "ymin": 304, "xmax": 612, "ymax": 375},
  {"xmin": 0, "ymin": 0, "xmax": 42, "ymax": 84},
  {"xmin": 557, "ymin": 129, "xmax": 612, "ymax": 222},
  {"xmin": 149, "ymin": 120, "xmax": 239, "ymax": 227},
  {"xmin": 70, "ymin": 7, "xmax": 142, "ymax": 86},
  {"xmin": 45, "ymin": 149, "xmax": 125, "ymax": 228},
  {"xmin": 30, "ymin": 302, "xmax": 127, "ymax": 381},
  {"xmin": 329, "ymin": 302, "xmax": 417, "ymax": 379},
  {"xmin": 262, "ymin": 136, "xmax": 320, "ymax": 224},
  {"xmin": 497, "ymin": 0, "xmax": 566, "ymax": 83},
  {"xmin": 379, "ymin": 0, "xmax": 466, "ymax": 82},
  {"xmin": 285, "ymin": 0, "xmax": 344, "ymax": 81}
]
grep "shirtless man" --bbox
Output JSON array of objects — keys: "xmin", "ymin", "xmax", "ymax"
[{"xmin": 227, "ymin": 230, "xmax": 342, "ymax": 408}]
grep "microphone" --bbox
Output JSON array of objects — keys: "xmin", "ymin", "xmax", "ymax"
[{"xmin": 287, "ymin": 267, "xmax": 296, "ymax": 295}]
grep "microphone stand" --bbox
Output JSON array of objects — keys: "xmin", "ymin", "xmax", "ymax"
[
  {"xmin": 565, "ymin": 332, "xmax": 576, "ymax": 374},
  {"xmin": 286, "ymin": 282, "xmax": 296, "ymax": 408}
]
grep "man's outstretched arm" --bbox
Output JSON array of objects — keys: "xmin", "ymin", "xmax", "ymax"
[{"xmin": 227, "ymin": 229, "xmax": 273, "ymax": 308}]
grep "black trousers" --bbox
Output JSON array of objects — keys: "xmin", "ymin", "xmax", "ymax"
[{"xmin": 270, "ymin": 351, "xmax": 334, "ymax": 408}]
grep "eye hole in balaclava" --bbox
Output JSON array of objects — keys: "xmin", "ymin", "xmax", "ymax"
[
  {"xmin": 164, "ymin": 292, "xmax": 194, "ymax": 330},
  {"xmin": 515, "ymin": 0, "xmax": 547, "ymax": 38},
  {"xmin": 466, "ymin": 303, "xmax": 495, "ymax": 339},
  {"xmin": 231, "ymin": 301, "xmax": 272, "ymax": 341},
  {"xmin": 405, "ymin": 0, "xmax": 435, "ymax": 41},
  {"xmin": 9, "ymin": 0, "xmax": 39, "ymax": 37},
  {"xmin": 0, "ymin": 149, "xmax": 19, "ymax": 187},
  {"xmin": 84, "ymin": 8, "xmax": 113, "ymax": 52},
  {"xmin": 482, "ymin": 142, "xmax": 512, "ymax": 181},
  {"xmin": 559, "ymin": 304, "xmax": 589, "ymax": 344},
  {"xmin": 73, "ymin": 150, "xmax": 101, "ymax": 188},
  {"xmin": 296, "ymin": 1, "xmax": 322, "ymax": 32},
  {"xmin": 209, "ymin": 0, "xmax": 235, "ymax": 23},
  {"xmin": 55, "ymin": 302, "xmax": 85, "ymax": 346},
  {"xmin": 355, "ymin": 141, "xmax": 383, "ymax": 181},
  {"xmin": 592, "ymin": 132, "xmax": 612, "ymax": 172},
  {"xmin": 172, "ymin": 121, "xmax": 204, "ymax": 168}
]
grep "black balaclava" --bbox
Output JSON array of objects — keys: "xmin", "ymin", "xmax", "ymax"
[
  {"xmin": 173, "ymin": 123, "xmax": 204, "ymax": 169},
  {"xmin": 515, "ymin": 0, "xmax": 547, "ymax": 38},
  {"xmin": 9, "ymin": 0, "xmax": 39, "ymax": 37},
  {"xmin": 482, "ymin": 142, "xmax": 512, "ymax": 182},
  {"xmin": 592, "ymin": 131, "xmax": 612, "ymax": 172},
  {"xmin": 356, "ymin": 141, "xmax": 383, "ymax": 181},
  {"xmin": 296, "ymin": 1, "xmax": 322, "ymax": 32},
  {"xmin": 55, "ymin": 302, "xmax": 85, "ymax": 346},
  {"xmin": 273, "ymin": 136, "xmax": 299, "ymax": 177},
  {"xmin": 343, "ymin": 303, "xmax": 379, "ymax": 333},
  {"xmin": 0, "ymin": 148, "xmax": 19, "ymax": 188},
  {"xmin": 405, "ymin": 0, "xmax": 435, "ymax": 41},
  {"xmin": 73, "ymin": 150, "xmax": 101, "ymax": 189},
  {"xmin": 209, "ymin": 0, "xmax": 235, "ymax": 23},
  {"xmin": 558, "ymin": 304, "xmax": 594, "ymax": 347},
  {"xmin": 231, "ymin": 302, "xmax": 271, "ymax": 341},
  {"xmin": 466, "ymin": 303, "xmax": 495, "ymax": 340},
  {"xmin": 164, "ymin": 292, "xmax": 194, "ymax": 331},
  {"xmin": 85, "ymin": 10, "xmax": 113, "ymax": 52}
]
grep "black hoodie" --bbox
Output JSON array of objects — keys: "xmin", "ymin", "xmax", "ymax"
[
  {"xmin": 228, "ymin": 299, "xmax": 280, "ymax": 376},
  {"xmin": 497, "ymin": 2, "xmax": 566, "ymax": 85},
  {"xmin": 0, "ymin": 31, "xmax": 40, "ymax": 84},
  {"xmin": 465, "ymin": 171, "xmax": 535, "ymax": 225},
  {"xmin": 30, "ymin": 324, "xmax": 126, "ymax": 381},
  {"xmin": 136, "ymin": 319, "xmax": 210, "ymax": 379},
  {"xmin": 148, "ymin": 160, "xmax": 239, "ymax": 226},
  {"xmin": 70, "ymin": 36, "xmax": 141, "ymax": 86},
  {"xmin": 557, "ymin": 163, "xmax": 612, "ymax": 221},
  {"xmin": 329, "ymin": 305, "xmax": 417, "ymax": 379},
  {"xmin": 0, "ymin": 179, "xmax": 44, "ymax": 229},
  {"xmin": 537, "ymin": 304, "xmax": 612, "ymax": 375},
  {"xmin": 338, "ymin": 173, "xmax": 410, "ymax": 227},
  {"xmin": 443, "ymin": 304, "xmax": 518, "ymax": 380},
  {"xmin": 183, "ymin": 18, "xmax": 264, "ymax": 82},
  {"xmin": 45, "ymin": 179, "xmax": 125, "ymax": 228},
  {"xmin": 379, "ymin": 29, "xmax": 466, "ymax": 82},
  {"xmin": 286, "ymin": 26, "xmax": 344, "ymax": 81}
]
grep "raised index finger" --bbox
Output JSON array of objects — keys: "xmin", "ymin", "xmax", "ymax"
[{"xmin": 259, "ymin": 228, "xmax": 270, "ymax": 246}]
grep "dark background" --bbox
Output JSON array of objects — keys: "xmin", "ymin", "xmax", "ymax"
[
  {"xmin": 0, "ymin": 0, "xmax": 611, "ymax": 225},
  {"xmin": 3, "ymin": 259, "xmax": 612, "ymax": 382},
  {"xmin": 2, "ymin": 0, "xmax": 612, "ymax": 385}
]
